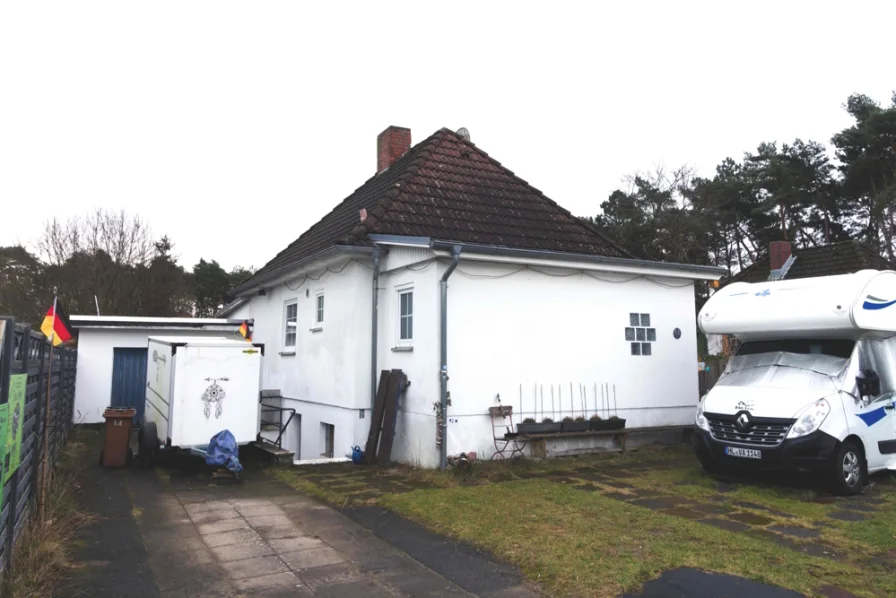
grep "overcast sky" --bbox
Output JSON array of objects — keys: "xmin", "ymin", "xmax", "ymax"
[{"xmin": 2, "ymin": 1, "xmax": 894, "ymax": 271}]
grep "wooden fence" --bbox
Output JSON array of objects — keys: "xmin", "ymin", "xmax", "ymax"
[{"xmin": 0, "ymin": 318, "xmax": 77, "ymax": 576}]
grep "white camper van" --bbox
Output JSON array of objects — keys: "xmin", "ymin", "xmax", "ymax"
[
  {"xmin": 695, "ymin": 269, "xmax": 896, "ymax": 494},
  {"xmin": 140, "ymin": 336, "xmax": 264, "ymax": 458}
]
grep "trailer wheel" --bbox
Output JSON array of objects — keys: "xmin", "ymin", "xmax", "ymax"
[
  {"xmin": 831, "ymin": 440, "xmax": 863, "ymax": 496},
  {"xmin": 139, "ymin": 421, "xmax": 159, "ymax": 469}
]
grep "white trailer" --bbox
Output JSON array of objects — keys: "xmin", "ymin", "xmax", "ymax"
[
  {"xmin": 695, "ymin": 269, "xmax": 896, "ymax": 494},
  {"xmin": 140, "ymin": 336, "xmax": 264, "ymax": 457}
]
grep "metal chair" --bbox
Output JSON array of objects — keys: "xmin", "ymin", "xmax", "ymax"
[{"xmin": 489, "ymin": 405, "xmax": 527, "ymax": 460}]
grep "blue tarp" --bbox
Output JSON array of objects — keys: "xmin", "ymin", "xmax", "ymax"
[{"xmin": 205, "ymin": 429, "xmax": 243, "ymax": 473}]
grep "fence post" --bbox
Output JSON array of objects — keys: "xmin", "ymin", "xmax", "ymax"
[
  {"xmin": 30, "ymin": 333, "xmax": 45, "ymax": 519},
  {"xmin": 1, "ymin": 320, "xmax": 16, "ymax": 573}
]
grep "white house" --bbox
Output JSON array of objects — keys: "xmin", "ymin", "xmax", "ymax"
[
  {"xmin": 224, "ymin": 126, "xmax": 725, "ymax": 467},
  {"xmin": 71, "ymin": 316, "xmax": 246, "ymax": 424}
]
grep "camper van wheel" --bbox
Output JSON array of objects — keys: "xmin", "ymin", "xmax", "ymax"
[{"xmin": 832, "ymin": 440, "xmax": 864, "ymax": 496}]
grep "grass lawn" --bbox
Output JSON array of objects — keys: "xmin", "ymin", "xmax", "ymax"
[{"xmin": 273, "ymin": 445, "xmax": 896, "ymax": 597}]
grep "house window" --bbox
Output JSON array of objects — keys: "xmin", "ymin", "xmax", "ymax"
[
  {"xmin": 626, "ymin": 313, "xmax": 654, "ymax": 356},
  {"xmin": 284, "ymin": 300, "xmax": 297, "ymax": 348},
  {"xmin": 315, "ymin": 293, "xmax": 324, "ymax": 326},
  {"xmin": 399, "ymin": 289, "xmax": 413, "ymax": 342},
  {"xmin": 320, "ymin": 422, "xmax": 334, "ymax": 458}
]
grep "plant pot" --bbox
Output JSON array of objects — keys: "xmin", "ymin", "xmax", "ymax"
[
  {"xmin": 562, "ymin": 421, "xmax": 591, "ymax": 433},
  {"xmin": 516, "ymin": 423, "xmax": 538, "ymax": 434},
  {"xmin": 606, "ymin": 418, "xmax": 626, "ymax": 430},
  {"xmin": 591, "ymin": 419, "xmax": 626, "ymax": 431},
  {"xmin": 588, "ymin": 420, "xmax": 604, "ymax": 431},
  {"xmin": 520, "ymin": 422, "xmax": 562, "ymax": 434}
]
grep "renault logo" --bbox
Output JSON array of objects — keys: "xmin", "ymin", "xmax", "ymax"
[{"xmin": 735, "ymin": 412, "xmax": 752, "ymax": 431}]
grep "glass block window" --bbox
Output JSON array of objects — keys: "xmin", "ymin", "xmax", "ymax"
[{"xmin": 624, "ymin": 313, "xmax": 654, "ymax": 356}]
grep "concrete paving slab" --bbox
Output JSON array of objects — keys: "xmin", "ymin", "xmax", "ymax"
[
  {"xmin": 189, "ymin": 509, "xmax": 243, "ymax": 524},
  {"xmin": 256, "ymin": 524, "xmax": 310, "ymax": 541},
  {"xmin": 245, "ymin": 513, "xmax": 295, "ymax": 528},
  {"xmin": 269, "ymin": 535, "xmax": 325, "ymax": 553},
  {"xmin": 202, "ymin": 527, "xmax": 263, "ymax": 548},
  {"xmin": 185, "ymin": 500, "xmax": 233, "ymax": 515},
  {"xmin": 231, "ymin": 571, "xmax": 309, "ymax": 594},
  {"xmin": 280, "ymin": 546, "xmax": 347, "ymax": 570},
  {"xmin": 209, "ymin": 540, "xmax": 275, "ymax": 562},
  {"xmin": 314, "ymin": 578, "xmax": 396, "ymax": 598},
  {"xmin": 197, "ymin": 517, "xmax": 251, "ymax": 535},
  {"xmin": 234, "ymin": 503, "xmax": 286, "ymax": 517},
  {"xmin": 150, "ymin": 561, "xmax": 226, "ymax": 592},
  {"xmin": 296, "ymin": 562, "xmax": 363, "ymax": 588},
  {"xmin": 222, "ymin": 555, "xmax": 291, "ymax": 580},
  {"xmin": 159, "ymin": 580, "xmax": 236, "ymax": 598}
]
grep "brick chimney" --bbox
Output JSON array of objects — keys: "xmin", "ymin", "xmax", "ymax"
[
  {"xmin": 769, "ymin": 240, "xmax": 792, "ymax": 271},
  {"xmin": 377, "ymin": 126, "xmax": 411, "ymax": 173}
]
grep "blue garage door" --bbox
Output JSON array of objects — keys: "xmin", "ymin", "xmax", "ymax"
[{"xmin": 111, "ymin": 348, "xmax": 148, "ymax": 424}]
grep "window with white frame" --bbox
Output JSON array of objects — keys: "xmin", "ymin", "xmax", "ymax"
[
  {"xmin": 398, "ymin": 288, "xmax": 413, "ymax": 343},
  {"xmin": 284, "ymin": 300, "xmax": 297, "ymax": 348},
  {"xmin": 315, "ymin": 293, "xmax": 324, "ymax": 326}
]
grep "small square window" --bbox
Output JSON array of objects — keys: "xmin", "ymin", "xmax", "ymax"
[
  {"xmin": 641, "ymin": 343, "xmax": 652, "ymax": 356},
  {"xmin": 625, "ymin": 327, "xmax": 635, "ymax": 341},
  {"xmin": 629, "ymin": 313, "xmax": 640, "ymax": 327},
  {"xmin": 631, "ymin": 342, "xmax": 641, "ymax": 356},
  {"xmin": 640, "ymin": 314, "xmax": 651, "ymax": 327},
  {"xmin": 636, "ymin": 328, "xmax": 646, "ymax": 341},
  {"xmin": 646, "ymin": 328, "xmax": 656, "ymax": 341}
]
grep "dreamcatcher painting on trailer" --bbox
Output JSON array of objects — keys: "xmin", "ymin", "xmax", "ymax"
[{"xmin": 201, "ymin": 377, "xmax": 230, "ymax": 420}]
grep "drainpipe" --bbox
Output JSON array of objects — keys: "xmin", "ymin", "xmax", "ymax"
[
  {"xmin": 370, "ymin": 247, "xmax": 382, "ymax": 412},
  {"xmin": 439, "ymin": 246, "xmax": 462, "ymax": 470}
]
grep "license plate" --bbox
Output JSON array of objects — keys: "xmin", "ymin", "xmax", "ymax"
[{"xmin": 725, "ymin": 446, "xmax": 762, "ymax": 459}]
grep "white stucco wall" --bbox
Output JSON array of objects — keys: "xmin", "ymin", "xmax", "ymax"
[
  {"xmin": 74, "ymin": 328, "xmax": 235, "ymax": 424},
  {"xmin": 239, "ymin": 251, "xmax": 702, "ymax": 468},
  {"xmin": 436, "ymin": 260, "xmax": 701, "ymax": 464},
  {"xmin": 241, "ymin": 257, "xmax": 373, "ymax": 462}
]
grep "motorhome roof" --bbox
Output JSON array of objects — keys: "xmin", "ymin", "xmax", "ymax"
[{"xmin": 699, "ymin": 269, "xmax": 896, "ymax": 341}]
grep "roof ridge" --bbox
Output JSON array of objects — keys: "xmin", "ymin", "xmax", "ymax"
[{"xmin": 435, "ymin": 129, "xmax": 635, "ymax": 258}]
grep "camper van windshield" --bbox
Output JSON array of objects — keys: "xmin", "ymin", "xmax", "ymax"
[{"xmin": 719, "ymin": 339, "xmax": 855, "ymax": 390}]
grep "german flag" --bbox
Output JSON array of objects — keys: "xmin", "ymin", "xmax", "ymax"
[
  {"xmin": 238, "ymin": 320, "xmax": 252, "ymax": 342},
  {"xmin": 40, "ymin": 299, "xmax": 73, "ymax": 347}
]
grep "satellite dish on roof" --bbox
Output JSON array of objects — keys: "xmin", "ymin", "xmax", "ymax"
[{"xmin": 456, "ymin": 127, "xmax": 470, "ymax": 142}]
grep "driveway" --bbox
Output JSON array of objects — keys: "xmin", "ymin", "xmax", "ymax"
[{"xmin": 61, "ymin": 430, "xmax": 537, "ymax": 598}]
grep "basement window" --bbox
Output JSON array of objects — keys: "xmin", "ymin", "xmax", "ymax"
[{"xmin": 320, "ymin": 423, "xmax": 334, "ymax": 458}]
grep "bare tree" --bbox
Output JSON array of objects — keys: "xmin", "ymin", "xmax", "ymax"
[{"xmin": 37, "ymin": 209, "xmax": 156, "ymax": 314}]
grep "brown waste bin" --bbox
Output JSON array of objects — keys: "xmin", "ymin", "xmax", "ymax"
[{"xmin": 102, "ymin": 407, "xmax": 136, "ymax": 467}]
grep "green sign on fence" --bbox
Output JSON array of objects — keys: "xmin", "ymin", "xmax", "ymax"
[
  {"xmin": 4, "ymin": 373, "xmax": 26, "ymax": 483},
  {"xmin": 0, "ymin": 402, "xmax": 7, "ymax": 511}
]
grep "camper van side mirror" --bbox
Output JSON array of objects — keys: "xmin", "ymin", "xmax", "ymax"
[{"xmin": 857, "ymin": 369, "xmax": 882, "ymax": 398}]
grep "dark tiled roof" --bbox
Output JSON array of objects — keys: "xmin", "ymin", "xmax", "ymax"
[
  {"xmin": 235, "ymin": 128, "xmax": 627, "ymax": 292},
  {"xmin": 725, "ymin": 241, "xmax": 895, "ymax": 286}
]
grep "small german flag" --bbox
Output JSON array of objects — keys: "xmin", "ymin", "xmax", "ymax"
[
  {"xmin": 238, "ymin": 320, "xmax": 252, "ymax": 342},
  {"xmin": 40, "ymin": 299, "xmax": 73, "ymax": 347}
]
